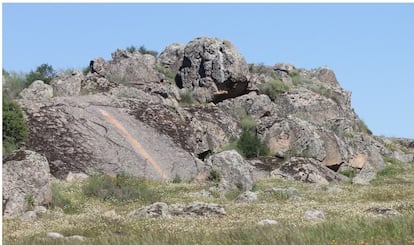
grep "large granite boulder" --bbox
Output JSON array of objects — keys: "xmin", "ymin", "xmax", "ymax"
[
  {"xmin": 19, "ymin": 80, "xmax": 53, "ymax": 101},
  {"xmin": 3, "ymin": 150, "xmax": 52, "ymax": 217},
  {"xmin": 50, "ymin": 70, "xmax": 83, "ymax": 96},
  {"xmin": 177, "ymin": 37, "xmax": 252, "ymax": 103},
  {"xmin": 206, "ymin": 150, "xmax": 254, "ymax": 191}
]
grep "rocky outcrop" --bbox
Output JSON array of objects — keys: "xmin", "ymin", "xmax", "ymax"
[
  {"xmin": 97, "ymin": 49, "xmax": 161, "ymax": 85},
  {"xmin": 3, "ymin": 150, "xmax": 52, "ymax": 217},
  {"xmin": 13, "ymin": 37, "xmax": 402, "ymax": 186},
  {"xmin": 128, "ymin": 100, "xmax": 240, "ymax": 157},
  {"xmin": 128, "ymin": 201, "xmax": 226, "ymax": 218},
  {"xmin": 50, "ymin": 70, "xmax": 83, "ymax": 96},
  {"xmin": 20, "ymin": 94, "xmax": 205, "ymax": 180},
  {"xmin": 19, "ymin": 80, "xmax": 53, "ymax": 101},
  {"xmin": 206, "ymin": 150, "xmax": 254, "ymax": 191},
  {"xmin": 271, "ymin": 157, "xmax": 347, "ymax": 184},
  {"xmin": 177, "ymin": 37, "xmax": 253, "ymax": 103}
]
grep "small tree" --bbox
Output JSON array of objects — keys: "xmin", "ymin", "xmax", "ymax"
[
  {"xmin": 138, "ymin": 45, "xmax": 158, "ymax": 57},
  {"xmin": 237, "ymin": 129, "xmax": 269, "ymax": 159},
  {"xmin": 3, "ymin": 99, "xmax": 29, "ymax": 153},
  {"xmin": 26, "ymin": 63, "xmax": 56, "ymax": 85}
]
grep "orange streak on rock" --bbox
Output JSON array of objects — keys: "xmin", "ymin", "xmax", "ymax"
[{"xmin": 98, "ymin": 108, "xmax": 168, "ymax": 180}]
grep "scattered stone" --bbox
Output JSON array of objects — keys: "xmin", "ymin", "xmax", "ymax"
[
  {"xmin": 304, "ymin": 209, "xmax": 325, "ymax": 220},
  {"xmin": 66, "ymin": 235, "xmax": 86, "ymax": 241},
  {"xmin": 365, "ymin": 207, "xmax": 401, "ymax": 216},
  {"xmin": 271, "ymin": 157, "xmax": 346, "ymax": 184},
  {"xmin": 102, "ymin": 209, "xmax": 124, "ymax": 222},
  {"xmin": 184, "ymin": 201, "xmax": 226, "ymax": 216},
  {"xmin": 65, "ymin": 171, "xmax": 89, "ymax": 182},
  {"xmin": 326, "ymin": 185, "xmax": 343, "ymax": 193},
  {"xmin": 352, "ymin": 164, "xmax": 377, "ymax": 185},
  {"xmin": 236, "ymin": 191, "xmax": 258, "ymax": 202},
  {"xmin": 130, "ymin": 202, "xmax": 170, "ymax": 218},
  {"xmin": 129, "ymin": 201, "xmax": 226, "ymax": 218},
  {"xmin": 47, "ymin": 232, "xmax": 65, "ymax": 239},
  {"xmin": 20, "ymin": 211, "xmax": 37, "ymax": 221},
  {"xmin": 34, "ymin": 205, "xmax": 48, "ymax": 217},
  {"xmin": 257, "ymin": 219, "xmax": 278, "ymax": 226},
  {"xmin": 266, "ymin": 187, "xmax": 300, "ymax": 198},
  {"xmin": 19, "ymin": 80, "xmax": 53, "ymax": 101},
  {"xmin": 189, "ymin": 190, "xmax": 211, "ymax": 198}
]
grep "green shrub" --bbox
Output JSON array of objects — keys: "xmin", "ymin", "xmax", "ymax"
[
  {"xmin": 155, "ymin": 64, "xmax": 176, "ymax": 83},
  {"xmin": 82, "ymin": 65, "xmax": 91, "ymax": 75},
  {"xmin": 126, "ymin": 45, "xmax": 137, "ymax": 53},
  {"xmin": 208, "ymin": 169, "xmax": 221, "ymax": 183},
  {"xmin": 138, "ymin": 45, "xmax": 158, "ymax": 57},
  {"xmin": 51, "ymin": 183, "xmax": 81, "ymax": 214},
  {"xmin": 258, "ymin": 79, "xmax": 291, "ymax": 101},
  {"xmin": 237, "ymin": 129, "xmax": 269, "ymax": 159},
  {"xmin": 240, "ymin": 116, "xmax": 256, "ymax": 131},
  {"xmin": 2, "ymin": 100, "xmax": 28, "ymax": 154},
  {"xmin": 339, "ymin": 169, "xmax": 356, "ymax": 179},
  {"xmin": 2, "ymin": 70, "xmax": 28, "ymax": 100},
  {"xmin": 225, "ymin": 189, "xmax": 243, "ymax": 201},
  {"xmin": 179, "ymin": 91, "xmax": 194, "ymax": 106},
  {"xmin": 378, "ymin": 157, "xmax": 406, "ymax": 178},
  {"xmin": 172, "ymin": 174, "xmax": 182, "ymax": 184},
  {"xmin": 26, "ymin": 195, "xmax": 35, "ymax": 211},
  {"xmin": 289, "ymin": 70, "xmax": 302, "ymax": 85},
  {"xmin": 83, "ymin": 173, "xmax": 160, "ymax": 204},
  {"xmin": 26, "ymin": 63, "xmax": 56, "ymax": 85},
  {"xmin": 357, "ymin": 119, "xmax": 372, "ymax": 135}
]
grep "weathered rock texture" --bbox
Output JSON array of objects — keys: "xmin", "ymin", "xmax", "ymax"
[
  {"xmin": 19, "ymin": 94, "xmax": 205, "ymax": 180},
  {"xmin": 19, "ymin": 80, "xmax": 53, "ymax": 101},
  {"xmin": 271, "ymin": 157, "xmax": 347, "ymax": 184},
  {"xmin": 177, "ymin": 37, "xmax": 253, "ymax": 103},
  {"xmin": 10, "ymin": 36, "xmax": 407, "ymax": 186},
  {"xmin": 206, "ymin": 150, "xmax": 254, "ymax": 191},
  {"xmin": 128, "ymin": 201, "xmax": 226, "ymax": 218},
  {"xmin": 51, "ymin": 70, "xmax": 83, "ymax": 96},
  {"xmin": 3, "ymin": 150, "xmax": 52, "ymax": 217}
]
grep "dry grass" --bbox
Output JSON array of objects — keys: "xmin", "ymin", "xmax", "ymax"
[{"xmin": 3, "ymin": 162, "xmax": 414, "ymax": 245}]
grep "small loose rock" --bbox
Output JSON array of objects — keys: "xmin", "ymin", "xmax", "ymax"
[
  {"xmin": 47, "ymin": 232, "xmax": 65, "ymax": 239},
  {"xmin": 258, "ymin": 219, "xmax": 278, "ymax": 226},
  {"xmin": 304, "ymin": 209, "xmax": 325, "ymax": 220}
]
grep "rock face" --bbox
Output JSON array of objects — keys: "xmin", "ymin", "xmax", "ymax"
[
  {"xmin": 271, "ymin": 157, "xmax": 347, "ymax": 184},
  {"xmin": 177, "ymin": 37, "xmax": 252, "ymax": 103},
  {"xmin": 206, "ymin": 150, "xmax": 254, "ymax": 191},
  {"xmin": 50, "ymin": 70, "xmax": 83, "ymax": 96},
  {"xmin": 19, "ymin": 80, "xmax": 53, "ymax": 101},
  {"xmin": 3, "ymin": 150, "xmax": 52, "ymax": 217},
  {"xmin": 20, "ymin": 94, "xmax": 205, "ymax": 180}
]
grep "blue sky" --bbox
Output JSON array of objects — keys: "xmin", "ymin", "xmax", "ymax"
[{"xmin": 2, "ymin": 3, "xmax": 414, "ymax": 138}]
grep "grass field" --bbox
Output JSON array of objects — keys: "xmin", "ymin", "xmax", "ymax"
[{"xmin": 3, "ymin": 160, "xmax": 414, "ymax": 245}]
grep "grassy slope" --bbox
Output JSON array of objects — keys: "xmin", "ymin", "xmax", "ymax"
[{"xmin": 3, "ymin": 161, "xmax": 414, "ymax": 245}]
